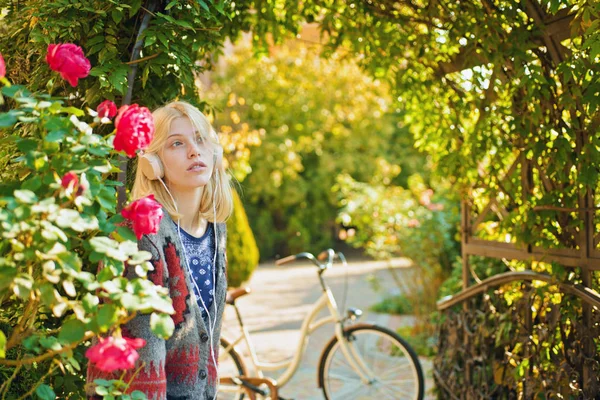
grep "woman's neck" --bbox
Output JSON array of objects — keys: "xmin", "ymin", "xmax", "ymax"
[{"xmin": 169, "ymin": 186, "xmax": 207, "ymax": 237}]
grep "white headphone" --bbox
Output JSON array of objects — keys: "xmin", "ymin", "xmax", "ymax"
[{"xmin": 139, "ymin": 147, "xmax": 223, "ymax": 399}]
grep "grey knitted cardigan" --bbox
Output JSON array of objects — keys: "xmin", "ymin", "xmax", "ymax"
[{"xmin": 87, "ymin": 211, "xmax": 227, "ymax": 400}]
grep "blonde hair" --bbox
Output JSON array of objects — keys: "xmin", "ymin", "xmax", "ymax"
[{"xmin": 131, "ymin": 101, "xmax": 233, "ymax": 223}]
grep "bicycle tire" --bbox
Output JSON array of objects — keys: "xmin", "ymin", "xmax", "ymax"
[
  {"xmin": 318, "ymin": 323, "xmax": 424, "ymax": 400},
  {"xmin": 218, "ymin": 336, "xmax": 248, "ymax": 400}
]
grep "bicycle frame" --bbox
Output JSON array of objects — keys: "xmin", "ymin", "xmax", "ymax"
[{"xmin": 221, "ymin": 252, "xmax": 377, "ymax": 389}]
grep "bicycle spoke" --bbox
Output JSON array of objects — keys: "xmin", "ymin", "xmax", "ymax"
[
  {"xmin": 327, "ymin": 379, "xmax": 365, "ymax": 399},
  {"xmin": 379, "ymin": 363, "xmax": 417, "ymax": 381},
  {"xmin": 377, "ymin": 381, "xmax": 415, "ymax": 400},
  {"xmin": 326, "ymin": 371, "xmax": 362, "ymax": 383},
  {"xmin": 322, "ymin": 327, "xmax": 423, "ymax": 400}
]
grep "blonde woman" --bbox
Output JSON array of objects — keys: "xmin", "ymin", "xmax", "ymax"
[{"xmin": 87, "ymin": 101, "xmax": 233, "ymax": 400}]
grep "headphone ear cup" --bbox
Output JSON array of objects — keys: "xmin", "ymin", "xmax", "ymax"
[{"xmin": 139, "ymin": 153, "xmax": 164, "ymax": 180}]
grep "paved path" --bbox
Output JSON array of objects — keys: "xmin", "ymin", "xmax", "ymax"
[{"xmin": 221, "ymin": 257, "xmax": 435, "ymax": 399}]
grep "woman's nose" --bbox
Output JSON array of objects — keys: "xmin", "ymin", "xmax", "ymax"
[{"xmin": 188, "ymin": 141, "xmax": 201, "ymax": 158}]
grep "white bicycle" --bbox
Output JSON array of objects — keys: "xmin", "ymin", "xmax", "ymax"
[{"xmin": 218, "ymin": 249, "xmax": 424, "ymax": 400}]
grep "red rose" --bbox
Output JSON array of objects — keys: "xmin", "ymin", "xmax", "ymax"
[
  {"xmin": 61, "ymin": 171, "xmax": 78, "ymax": 189},
  {"xmin": 0, "ymin": 53, "xmax": 5, "ymax": 79},
  {"xmin": 85, "ymin": 336, "xmax": 146, "ymax": 372},
  {"xmin": 121, "ymin": 194, "xmax": 163, "ymax": 239},
  {"xmin": 46, "ymin": 43, "xmax": 91, "ymax": 87},
  {"xmin": 60, "ymin": 171, "xmax": 87, "ymax": 196},
  {"xmin": 113, "ymin": 104, "xmax": 155, "ymax": 157},
  {"xmin": 97, "ymin": 100, "xmax": 118, "ymax": 119}
]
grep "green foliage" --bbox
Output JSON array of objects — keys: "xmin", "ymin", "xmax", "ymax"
[
  {"xmin": 226, "ymin": 189, "xmax": 259, "ymax": 287},
  {"xmin": 208, "ymin": 42, "xmax": 425, "ymax": 259},
  {"xmin": 370, "ymin": 293, "xmax": 413, "ymax": 315},
  {"xmin": 0, "ymin": 81, "xmax": 170, "ymax": 398},
  {"xmin": 396, "ymin": 326, "xmax": 436, "ymax": 358},
  {"xmin": 0, "ymin": 0, "xmax": 258, "ymax": 108}
]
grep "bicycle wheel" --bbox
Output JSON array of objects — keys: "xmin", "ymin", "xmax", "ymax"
[
  {"xmin": 218, "ymin": 336, "xmax": 248, "ymax": 400},
  {"xmin": 318, "ymin": 323, "xmax": 424, "ymax": 400}
]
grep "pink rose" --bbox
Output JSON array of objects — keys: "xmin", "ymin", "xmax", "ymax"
[
  {"xmin": 85, "ymin": 336, "xmax": 146, "ymax": 372},
  {"xmin": 419, "ymin": 189, "xmax": 434, "ymax": 206},
  {"xmin": 97, "ymin": 100, "xmax": 118, "ymax": 119},
  {"xmin": 407, "ymin": 219, "xmax": 420, "ymax": 228},
  {"xmin": 0, "ymin": 53, "xmax": 5, "ymax": 79},
  {"xmin": 121, "ymin": 194, "xmax": 163, "ymax": 239},
  {"xmin": 61, "ymin": 171, "xmax": 87, "ymax": 196},
  {"xmin": 46, "ymin": 44, "xmax": 91, "ymax": 87},
  {"xmin": 427, "ymin": 203, "xmax": 444, "ymax": 211},
  {"xmin": 113, "ymin": 104, "xmax": 155, "ymax": 157}
]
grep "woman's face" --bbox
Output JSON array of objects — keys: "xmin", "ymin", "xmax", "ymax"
[{"xmin": 161, "ymin": 116, "xmax": 216, "ymax": 192}]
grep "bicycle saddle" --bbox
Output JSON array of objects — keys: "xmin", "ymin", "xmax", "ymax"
[{"xmin": 226, "ymin": 287, "xmax": 252, "ymax": 305}]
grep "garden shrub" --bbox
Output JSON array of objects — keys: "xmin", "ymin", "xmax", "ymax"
[{"xmin": 225, "ymin": 189, "xmax": 259, "ymax": 287}]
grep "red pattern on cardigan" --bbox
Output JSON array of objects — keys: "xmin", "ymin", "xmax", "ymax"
[
  {"xmin": 164, "ymin": 242, "xmax": 190, "ymax": 326},
  {"xmin": 87, "ymin": 360, "xmax": 167, "ymax": 399},
  {"xmin": 165, "ymin": 344, "xmax": 200, "ymax": 385}
]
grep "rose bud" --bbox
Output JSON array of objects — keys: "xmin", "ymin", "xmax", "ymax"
[
  {"xmin": 97, "ymin": 100, "xmax": 118, "ymax": 119},
  {"xmin": 0, "ymin": 53, "xmax": 5, "ymax": 79}
]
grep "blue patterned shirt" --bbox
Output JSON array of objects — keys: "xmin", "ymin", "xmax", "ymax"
[{"xmin": 176, "ymin": 222, "xmax": 215, "ymax": 321}]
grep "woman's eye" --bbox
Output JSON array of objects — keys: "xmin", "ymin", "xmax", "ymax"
[{"xmin": 171, "ymin": 140, "xmax": 183, "ymax": 147}]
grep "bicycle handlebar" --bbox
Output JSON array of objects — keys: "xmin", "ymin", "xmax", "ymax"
[
  {"xmin": 276, "ymin": 249, "xmax": 342, "ymax": 269},
  {"xmin": 275, "ymin": 254, "xmax": 296, "ymax": 266}
]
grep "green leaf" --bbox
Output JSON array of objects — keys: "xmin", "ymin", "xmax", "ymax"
[
  {"xmin": 13, "ymin": 275, "xmax": 34, "ymax": 299},
  {"xmin": 165, "ymin": 1, "xmax": 178, "ymax": 10},
  {"xmin": 39, "ymin": 336, "xmax": 61, "ymax": 351},
  {"xmin": 108, "ymin": 66, "xmax": 129, "ymax": 94},
  {"xmin": 54, "ymin": 209, "xmax": 99, "ymax": 232},
  {"xmin": 0, "ymin": 111, "xmax": 19, "ymax": 128},
  {"xmin": 130, "ymin": 0, "xmax": 142, "ymax": 17},
  {"xmin": 0, "ymin": 267, "xmax": 18, "ymax": 290},
  {"xmin": 22, "ymin": 176, "xmax": 42, "ymax": 192},
  {"xmin": 93, "ymin": 379, "xmax": 112, "ymax": 387},
  {"xmin": 111, "ymin": 9, "xmax": 124, "ymax": 24},
  {"xmin": 14, "ymin": 189, "xmax": 37, "ymax": 204},
  {"xmin": 150, "ymin": 312, "xmax": 175, "ymax": 339},
  {"xmin": 46, "ymin": 129, "xmax": 66, "ymax": 142},
  {"xmin": 0, "ymin": 330, "xmax": 6, "ymax": 358},
  {"xmin": 58, "ymin": 319, "xmax": 86, "ymax": 344},
  {"xmin": 17, "ymin": 138, "xmax": 38, "ymax": 152},
  {"xmin": 97, "ymin": 304, "xmax": 119, "ymax": 331},
  {"xmin": 116, "ymin": 226, "xmax": 138, "ymax": 242},
  {"xmin": 35, "ymin": 384, "xmax": 55, "ymax": 400},
  {"xmin": 131, "ymin": 391, "xmax": 147, "ymax": 400},
  {"xmin": 198, "ymin": 0, "xmax": 210, "ymax": 13},
  {"xmin": 61, "ymin": 106, "xmax": 85, "ymax": 117},
  {"xmin": 82, "ymin": 293, "xmax": 99, "ymax": 314}
]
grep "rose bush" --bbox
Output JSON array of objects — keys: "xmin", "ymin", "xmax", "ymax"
[{"xmin": 0, "ymin": 45, "xmax": 174, "ymax": 400}]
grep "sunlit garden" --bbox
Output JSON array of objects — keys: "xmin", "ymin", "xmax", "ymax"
[{"xmin": 0, "ymin": 0, "xmax": 599, "ymax": 399}]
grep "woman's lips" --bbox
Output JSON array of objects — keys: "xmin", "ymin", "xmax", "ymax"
[{"xmin": 187, "ymin": 161, "xmax": 207, "ymax": 171}]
